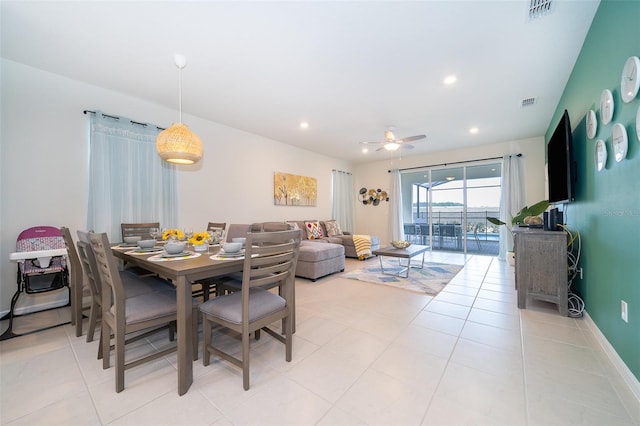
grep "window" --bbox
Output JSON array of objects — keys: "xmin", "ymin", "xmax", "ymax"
[{"xmin": 87, "ymin": 112, "xmax": 178, "ymax": 241}]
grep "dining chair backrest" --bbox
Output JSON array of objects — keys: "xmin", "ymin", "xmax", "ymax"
[
  {"xmin": 60, "ymin": 227, "xmax": 81, "ymax": 295},
  {"xmin": 121, "ymin": 222, "xmax": 160, "ymax": 240},
  {"xmin": 225, "ymin": 224, "xmax": 251, "ymax": 242},
  {"xmin": 76, "ymin": 238, "xmax": 102, "ymax": 302},
  {"xmin": 207, "ymin": 222, "xmax": 226, "ymax": 232},
  {"xmin": 242, "ymin": 230, "xmax": 301, "ymax": 296},
  {"xmin": 89, "ymin": 232, "xmax": 127, "ymax": 316}
]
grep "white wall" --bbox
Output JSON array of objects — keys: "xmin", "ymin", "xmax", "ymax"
[
  {"xmin": 0, "ymin": 59, "xmax": 350, "ymax": 314},
  {"xmin": 351, "ymin": 137, "xmax": 547, "ymax": 245}
]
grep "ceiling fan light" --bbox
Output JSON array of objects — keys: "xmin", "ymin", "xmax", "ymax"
[
  {"xmin": 156, "ymin": 123, "xmax": 203, "ymax": 164},
  {"xmin": 384, "ymin": 142, "xmax": 400, "ymax": 151},
  {"xmin": 384, "ymin": 130, "xmax": 396, "ymax": 141}
]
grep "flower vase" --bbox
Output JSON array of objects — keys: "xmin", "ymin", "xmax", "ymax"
[{"xmin": 194, "ymin": 243, "xmax": 208, "ymax": 252}]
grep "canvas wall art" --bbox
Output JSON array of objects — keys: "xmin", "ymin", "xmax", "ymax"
[{"xmin": 274, "ymin": 172, "xmax": 317, "ymax": 206}]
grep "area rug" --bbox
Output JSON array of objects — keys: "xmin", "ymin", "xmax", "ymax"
[{"xmin": 342, "ymin": 259, "xmax": 463, "ymax": 295}]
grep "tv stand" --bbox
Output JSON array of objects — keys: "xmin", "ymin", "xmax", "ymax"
[{"xmin": 513, "ymin": 227, "xmax": 568, "ymax": 316}]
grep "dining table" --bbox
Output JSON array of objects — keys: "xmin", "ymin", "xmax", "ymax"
[{"xmin": 111, "ymin": 243, "xmax": 244, "ymax": 395}]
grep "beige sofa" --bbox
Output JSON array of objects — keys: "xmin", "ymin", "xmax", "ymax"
[
  {"xmin": 284, "ymin": 220, "xmax": 381, "ymax": 259},
  {"xmin": 226, "ymin": 223, "xmax": 345, "ymax": 281}
]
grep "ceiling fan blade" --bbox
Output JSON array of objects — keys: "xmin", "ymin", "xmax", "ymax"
[
  {"xmin": 401, "ymin": 144, "xmax": 416, "ymax": 149},
  {"xmin": 359, "ymin": 141, "xmax": 384, "ymax": 146},
  {"xmin": 398, "ymin": 134, "xmax": 426, "ymax": 143}
]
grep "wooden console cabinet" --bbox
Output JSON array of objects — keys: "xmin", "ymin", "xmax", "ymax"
[{"xmin": 513, "ymin": 227, "xmax": 568, "ymax": 316}]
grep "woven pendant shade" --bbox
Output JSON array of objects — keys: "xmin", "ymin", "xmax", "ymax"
[{"xmin": 156, "ymin": 123, "xmax": 203, "ymax": 164}]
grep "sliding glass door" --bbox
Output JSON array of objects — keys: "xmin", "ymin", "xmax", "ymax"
[{"xmin": 401, "ymin": 161, "xmax": 501, "ymax": 255}]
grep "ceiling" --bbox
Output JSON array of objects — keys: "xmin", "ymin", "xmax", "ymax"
[{"xmin": 1, "ymin": 1, "xmax": 599, "ymax": 164}]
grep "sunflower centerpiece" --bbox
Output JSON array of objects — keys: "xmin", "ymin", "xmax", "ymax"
[
  {"xmin": 162, "ymin": 228, "xmax": 185, "ymax": 241},
  {"xmin": 188, "ymin": 231, "xmax": 211, "ymax": 252}
]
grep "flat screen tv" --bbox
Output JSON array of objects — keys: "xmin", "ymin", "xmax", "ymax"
[{"xmin": 547, "ymin": 109, "xmax": 576, "ymax": 204}]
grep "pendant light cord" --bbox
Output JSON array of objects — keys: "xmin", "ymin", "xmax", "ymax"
[{"xmin": 178, "ymin": 65, "xmax": 183, "ymax": 124}]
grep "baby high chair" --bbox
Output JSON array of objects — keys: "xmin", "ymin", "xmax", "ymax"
[{"xmin": 1, "ymin": 226, "xmax": 70, "ymax": 340}]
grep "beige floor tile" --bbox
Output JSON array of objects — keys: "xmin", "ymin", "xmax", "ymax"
[{"xmin": 1, "ymin": 253, "xmax": 638, "ymax": 425}]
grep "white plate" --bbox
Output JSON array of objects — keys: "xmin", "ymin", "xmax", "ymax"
[
  {"xmin": 612, "ymin": 123, "xmax": 628, "ymax": 162},
  {"xmin": 162, "ymin": 252, "xmax": 189, "ymax": 258},
  {"xmin": 595, "ymin": 139, "xmax": 607, "ymax": 171}
]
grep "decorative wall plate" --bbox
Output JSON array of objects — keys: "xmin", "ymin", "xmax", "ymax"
[
  {"xmin": 595, "ymin": 139, "xmax": 607, "ymax": 171},
  {"xmin": 612, "ymin": 123, "xmax": 628, "ymax": 162},
  {"xmin": 586, "ymin": 109, "xmax": 597, "ymax": 139},
  {"xmin": 637, "ymin": 105, "xmax": 640, "ymax": 142},
  {"xmin": 621, "ymin": 56, "xmax": 640, "ymax": 103},
  {"xmin": 600, "ymin": 89, "xmax": 614, "ymax": 125}
]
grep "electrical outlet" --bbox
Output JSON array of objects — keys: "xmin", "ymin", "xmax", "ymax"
[{"xmin": 621, "ymin": 300, "xmax": 628, "ymax": 323}]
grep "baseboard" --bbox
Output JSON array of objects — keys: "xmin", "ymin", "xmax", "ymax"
[
  {"xmin": 584, "ymin": 311, "xmax": 640, "ymax": 403},
  {"xmin": 0, "ymin": 298, "xmax": 69, "ymax": 319}
]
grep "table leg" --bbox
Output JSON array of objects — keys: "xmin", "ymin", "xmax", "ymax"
[{"xmin": 175, "ymin": 276, "xmax": 193, "ymax": 396}]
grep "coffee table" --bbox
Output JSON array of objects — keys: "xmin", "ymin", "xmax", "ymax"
[{"xmin": 372, "ymin": 244, "xmax": 429, "ymax": 278}]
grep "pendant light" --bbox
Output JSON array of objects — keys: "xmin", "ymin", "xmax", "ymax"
[{"xmin": 156, "ymin": 54, "xmax": 203, "ymax": 164}]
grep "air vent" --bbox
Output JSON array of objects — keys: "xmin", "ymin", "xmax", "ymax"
[
  {"xmin": 521, "ymin": 97, "xmax": 537, "ymax": 107},
  {"xmin": 529, "ymin": 0, "xmax": 553, "ymax": 20}
]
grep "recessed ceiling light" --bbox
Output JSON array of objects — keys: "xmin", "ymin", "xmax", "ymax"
[
  {"xmin": 443, "ymin": 75, "xmax": 457, "ymax": 85},
  {"xmin": 299, "ymin": 122, "xmax": 309, "ymax": 129},
  {"xmin": 362, "ymin": 147, "xmax": 369, "ymax": 154},
  {"xmin": 469, "ymin": 127, "xmax": 479, "ymax": 134}
]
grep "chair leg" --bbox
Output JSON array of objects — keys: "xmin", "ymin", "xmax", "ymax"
[
  {"xmin": 102, "ymin": 321, "xmax": 111, "ymax": 369},
  {"xmin": 86, "ymin": 304, "xmax": 99, "ymax": 343},
  {"xmin": 97, "ymin": 327, "xmax": 104, "ymax": 360},
  {"xmin": 242, "ymin": 330, "xmax": 250, "ymax": 391},
  {"xmin": 192, "ymin": 308, "xmax": 199, "ymax": 361},
  {"xmin": 285, "ymin": 315, "xmax": 292, "ymax": 362},
  {"xmin": 115, "ymin": 324, "xmax": 125, "ymax": 393},
  {"xmin": 202, "ymin": 317, "xmax": 211, "ymax": 366}
]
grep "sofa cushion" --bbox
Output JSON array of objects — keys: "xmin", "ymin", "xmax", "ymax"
[
  {"xmin": 304, "ymin": 220, "xmax": 324, "ymax": 240},
  {"xmin": 322, "ymin": 220, "xmax": 343, "ymax": 237},
  {"xmin": 298, "ymin": 241, "xmax": 344, "ymax": 262}
]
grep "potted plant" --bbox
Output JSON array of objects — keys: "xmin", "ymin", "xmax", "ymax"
[{"xmin": 487, "ymin": 200, "xmax": 549, "ymax": 264}]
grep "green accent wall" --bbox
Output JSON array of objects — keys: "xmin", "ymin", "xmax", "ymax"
[{"xmin": 546, "ymin": 0, "xmax": 640, "ymax": 381}]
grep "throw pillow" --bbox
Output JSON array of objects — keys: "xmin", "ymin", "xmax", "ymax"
[
  {"xmin": 304, "ymin": 220, "xmax": 324, "ymax": 240},
  {"xmin": 285, "ymin": 221, "xmax": 300, "ymax": 231},
  {"xmin": 323, "ymin": 220, "xmax": 343, "ymax": 237}
]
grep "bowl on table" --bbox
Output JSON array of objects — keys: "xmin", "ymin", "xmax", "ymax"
[
  {"xmin": 222, "ymin": 242, "xmax": 242, "ymax": 253},
  {"xmin": 391, "ymin": 240, "xmax": 411, "ymax": 249},
  {"xmin": 123, "ymin": 236, "xmax": 142, "ymax": 245},
  {"xmin": 138, "ymin": 239, "xmax": 156, "ymax": 249},
  {"xmin": 165, "ymin": 241, "xmax": 186, "ymax": 255},
  {"xmin": 231, "ymin": 237, "xmax": 246, "ymax": 247}
]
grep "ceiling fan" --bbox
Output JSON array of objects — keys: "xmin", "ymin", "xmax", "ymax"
[{"xmin": 359, "ymin": 127, "xmax": 426, "ymax": 152}]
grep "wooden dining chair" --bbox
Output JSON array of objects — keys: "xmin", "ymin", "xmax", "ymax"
[
  {"xmin": 199, "ymin": 229, "xmax": 301, "ymax": 390},
  {"xmin": 120, "ymin": 222, "xmax": 160, "ymax": 240},
  {"xmin": 191, "ymin": 222, "xmax": 228, "ymax": 301},
  {"xmin": 76, "ymin": 231, "xmax": 161, "ymax": 347},
  {"xmin": 88, "ymin": 231, "xmax": 199, "ymax": 392},
  {"xmin": 60, "ymin": 227, "xmax": 84, "ymax": 338}
]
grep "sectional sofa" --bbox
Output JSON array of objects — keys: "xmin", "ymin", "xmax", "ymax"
[{"xmin": 225, "ymin": 221, "xmax": 380, "ymax": 281}]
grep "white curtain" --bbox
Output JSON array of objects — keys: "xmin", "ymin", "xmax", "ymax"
[
  {"xmin": 331, "ymin": 170, "xmax": 354, "ymax": 233},
  {"xmin": 390, "ymin": 169, "xmax": 405, "ymax": 241},
  {"xmin": 87, "ymin": 111, "xmax": 178, "ymax": 242},
  {"xmin": 498, "ymin": 155, "xmax": 523, "ymax": 259}
]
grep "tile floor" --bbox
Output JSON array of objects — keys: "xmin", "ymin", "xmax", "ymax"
[{"xmin": 1, "ymin": 252, "xmax": 639, "ymax": 425}]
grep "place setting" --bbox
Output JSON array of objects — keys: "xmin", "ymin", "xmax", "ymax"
[
  {"xmin": 147, "ymin": 239, "xmax": 201, "ymax": 262},
  {"xmin": 210, "ymin": 238, "xmax": 256, "ymax": 260}
]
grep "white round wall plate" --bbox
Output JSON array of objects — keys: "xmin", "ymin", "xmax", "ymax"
[
  {"xmin": 586, "ymin": 109, "xmax": 597, "ymax": 139},
  {"xmin": 621, "ymin": 56, "xmax": 640, "ymax": 103},
  {"xmin": 612, "ymin": 123, "xmax": 628, "ymax": 162},
  {"xmin": 595, "ymin": 139, "xmax": 607, "ymax": 171},
  {"xmin": 636, "ymin": 105, "xmax": 640, "ymax": 142},
  {"xmin": 600, "ymin": 89, "xmax": 614, "ymax": 125}
]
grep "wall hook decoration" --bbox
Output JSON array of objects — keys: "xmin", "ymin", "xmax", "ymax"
[{"xmin": 359, "ymin": 187, "xmax": 389, "ymax": 206}]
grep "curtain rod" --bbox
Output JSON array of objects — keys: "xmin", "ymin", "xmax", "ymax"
[
  {"xmin": 83, "ymin": 110, "xmax": 165, "ymax": 131},
  {"xmin": 332, "ymin": 169, "xmax": 352, "ymax": 175},
  {"xmin": 388, "ymin": 153, "xmax": 522, "ymax": 173}
]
